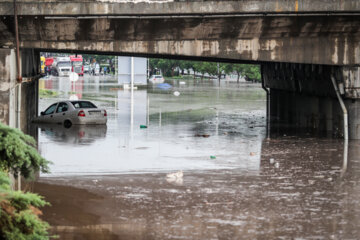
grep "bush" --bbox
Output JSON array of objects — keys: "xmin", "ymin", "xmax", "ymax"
[
  {"xmin": 0, "ymin": 123, "xmax": 50, "ymax": 178},
  {"xmin": 0, "ymin": 123, "xmax": 53, "ymax": 239},
  {"xmin": 0, "ymin": 172, "xmax": 51, "ymax": 240}
]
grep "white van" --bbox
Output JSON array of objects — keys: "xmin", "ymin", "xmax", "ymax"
[
  {"xmin": 55, "ymin": 57, "xmax": 71, "ymax": 76},
  {"xmin": 94, "ymin": 63, "xmax": 100, "ymax": 75}
]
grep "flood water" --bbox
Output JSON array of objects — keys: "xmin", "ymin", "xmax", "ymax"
[{"xmin": 31, "ymin": 75, "xmax": 360, "ymax": 239}]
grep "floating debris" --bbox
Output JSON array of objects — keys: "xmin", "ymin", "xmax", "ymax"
[
  {"xmin": 166, "ymin": 170, "xmax": 183, "ymax": 179},
  {"xmin": 140, "ymin": 125, "xmax": 147, "ymax": 129},
  {"xmin": 195, "ymin": 134, "xmax": 210, "ymax": 138}
]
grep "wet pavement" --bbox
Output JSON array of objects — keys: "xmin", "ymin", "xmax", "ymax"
[{"xmin": 31, "ymin": 75, "xmax": 360, "ymax": 239}]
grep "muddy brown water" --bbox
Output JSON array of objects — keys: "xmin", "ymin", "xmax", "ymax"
[{"xmin": 31, "ymin": 76, "xmax": 359, "ymax": 239}]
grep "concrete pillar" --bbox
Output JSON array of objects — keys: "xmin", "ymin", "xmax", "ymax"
[
  {"xmin": 19, "ymin": 49, "xmax": 39, "ymax": 134},
  {"xmin": 0, "ymin": 48, "xmax": 16, "ymax": 127},
  {"xmin": 0, "ymin": 48, "xmax": 39, "ymax": 134},
  {"xmin": 342, "ymin": 67, "xmax": 360, "ymax": 139},
  {"xmin": 263, "ymin": 62, "xmax": 347, "ymax": 138},
  {"xmin": 269, "ymin": 89, "xmax": 343, "ymax": 137}
]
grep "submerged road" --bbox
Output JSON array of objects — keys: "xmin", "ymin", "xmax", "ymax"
[{"xmin": 31, "ymin": 75, "xmax": 359, "ymax": 239}]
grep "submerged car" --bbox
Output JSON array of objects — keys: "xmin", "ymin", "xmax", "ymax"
[
  {"xmin": 149, "ymin": 75, "xmax": 165, "ymax": 84},
  {"xmin": 34, "ymin": 100, "xmax": 107, "ymax": 127}
]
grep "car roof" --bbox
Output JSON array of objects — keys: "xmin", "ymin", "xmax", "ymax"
[{"xmin": 53, "ymin": 100, "xmax": 94, "ymax": 104}]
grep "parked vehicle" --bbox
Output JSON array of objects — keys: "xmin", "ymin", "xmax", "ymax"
[
  {"xmin": 40, "ymin": 56, "xmax": 45, "ymax": 74},
  {"xmin": 33, "ymin": 100, "xmax": 107, "ymax": 127},
  {"xmin": 52, "ymin": 57, "xmax": 71, "ymax": 77},
  {"xmin": 89, "ymin": 63, "xmax": 100, "ymax": 75},
  {"xmin": 83, "ymin": 64, "xmax": 90, "ymax": 74},
  {"xmin": 70, "ymin": 55, "xmax": 84, "ymax": 76},
  {"xmin": 94, "ymin": 63, "xmax": 100, "ymax": 75},
  {"xmin": 149, "ymin": 75, "xmax": 165, "ymax": 84},
  {"xmin": 45, "ymin": 57, "xmax": 54, "ymax": 75}
]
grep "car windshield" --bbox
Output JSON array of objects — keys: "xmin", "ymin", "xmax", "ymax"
[
  {"xmin": 58, "ymin": 61, "xmax": 71, "ymax": 67},
  {"xmin": 44, "ymin": 103, "xmax": 57, "ymax": 115},
  {"xmin": 71, "ymin": 101, "xmax": 97, "ymax": 109},
  {"xmin": 72, "ymin": 61, "xmax": 82, "ymax": 66}
]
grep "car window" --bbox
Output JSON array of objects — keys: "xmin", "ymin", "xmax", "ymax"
[
  {"xmin": 56, "ymin": 102, "xmax": 69, "ymax": 113},
  {"xmin": 44, "ymin": 103, "xmax": 57, "ymax": 115},
  {"xmin": 71, "ymin": 101, "xmax": 97, "ymax": 109}
]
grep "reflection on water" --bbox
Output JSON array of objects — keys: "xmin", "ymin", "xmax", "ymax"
[
  {"xmin": 38, "ymin": 124, "xmax": 107, "ymax": 145},
  {"xmin": 37, "ymin": 76, "xmax": 265, "ymax": 176},
  {"xmin": 32, "ymin": 75, "xmax": 360, "ymax": 239}
]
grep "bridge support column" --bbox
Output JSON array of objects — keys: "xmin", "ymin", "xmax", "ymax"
[
  {"xmin": 0, "ymin": 48, "xmax": 16, "ymax": 127},
  {"xmin": 0, "ymin": 48, "xmax": 39, "ymax": 133},
  {"xmin": 342, "ymin": 66, "xmax": 360, "ymax": 139},
  {"xmin": 262, "ymin": 63, "xmax": 360, "ymax": 139},
  {"xmin": 269, "ymin": 89, "xmax": 343, "ymax": 137}
]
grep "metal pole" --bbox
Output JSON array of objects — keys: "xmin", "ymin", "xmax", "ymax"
[
  {"xmin": 217, "ymin": 62, "xmax": 220, "ymax": 85},
  {"xmin": 131, "ymin": 57, "xmax": 134, "ymax": 91},
  {"xmin": 130, "ymin": 57, "xmax": 134, "ymax": 140},
  {"xmin": 14, "ymin": 0, "xmax": 22, "ymax": 83},
  {"xmin": 261, "ymin": 65, "xmax": 270, "ymax": 140},
  {"xmin": 331, "ymin": 76, "xmax": 348, "ymax": 140}
]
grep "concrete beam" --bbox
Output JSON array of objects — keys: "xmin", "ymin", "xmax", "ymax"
[
  {"xmin": 1, "ymin": 16, "xmax": 360, "ymax": 65},
  {"xmin": 1, "ymin": 0, "xmax": 360, "ymax": 16}
]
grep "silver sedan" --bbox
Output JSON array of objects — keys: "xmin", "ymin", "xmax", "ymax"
[{"xmin": 34, "ymin": 100, "xmax": 107, "ymax": 127}]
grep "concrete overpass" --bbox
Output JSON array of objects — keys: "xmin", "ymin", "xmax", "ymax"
[{"xmin": 0, "ymin": 0, "xmax": 360, "ymax": 138}]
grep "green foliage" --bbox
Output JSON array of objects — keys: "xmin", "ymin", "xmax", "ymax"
[
  {"xmin": 39, "ymin": 89, "xmax": 58, "ymax": 98},
  {"xmin": 149, "ymin": 58, "xmax": 261, "ymax": 82},
  {"xmin": 0, "ymin": 124, "xmax": 53, "ymax": 239},
  {"xmin": 150, "ymin": 59, "xmax": 180, "ymax": 77},
  {"xmin": 233, "ymin": 64, "xmax": 261, "ymax": 82},
  {"xmin": 0, "ymin": 123, "xmax": 50, "ymax": 178},
  {"xmin": 0, "ymin": 172, "xmax": 52, "ymax": 240}
]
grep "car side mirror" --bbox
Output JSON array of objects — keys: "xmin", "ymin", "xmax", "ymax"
[{"xmin": 41, "ymin": 111, "xmax": 45, "ymax": 116}]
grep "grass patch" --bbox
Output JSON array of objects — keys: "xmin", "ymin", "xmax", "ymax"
[{"xmin": 39, "ymin": 89, "xmax": 59, "ymax": 98}]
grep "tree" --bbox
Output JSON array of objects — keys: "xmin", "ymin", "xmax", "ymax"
[
  {"xmin": 242, "ymin": 64, "xmax": 261, "ymax": 82},
  {"xmin": 179, "ymin": 61, "xmax": 194, "ymax": 75}
]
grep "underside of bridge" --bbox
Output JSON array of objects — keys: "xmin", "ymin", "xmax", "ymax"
[{"xmin": 0, "ymin": 0, "xmax": 360, "ymax": 138}]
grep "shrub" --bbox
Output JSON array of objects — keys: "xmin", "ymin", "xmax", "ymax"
[
  {"xmin": 0, "ymin": 123, "xmax": 52, "ymax": 239},
  {"xmin": 0, "ymin": 123, "xmax": 49, "ymax": 178},
  {"xmin": 0, "ymin": 171, "xmax": 51, "ymax": 240}
]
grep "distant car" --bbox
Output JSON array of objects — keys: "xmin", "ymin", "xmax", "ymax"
[
  {"xmin": 34, "ymin": 100, "xmax": 107, "ymax": 127},
  {"xmin": 149, "ymin": 75, "xmax": 165, "ymax": 84},
  {"xmin": 94, "ymin": 63, "xmax": 100, "ymax": 75},
  {"xmin": 83, "ymin": 65, "xmax": 90, "ymax": 73}
]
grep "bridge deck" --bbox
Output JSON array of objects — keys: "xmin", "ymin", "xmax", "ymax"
[{"xmin": 1, "ymin": 0, "xmax": 360, "ymax": 16}]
